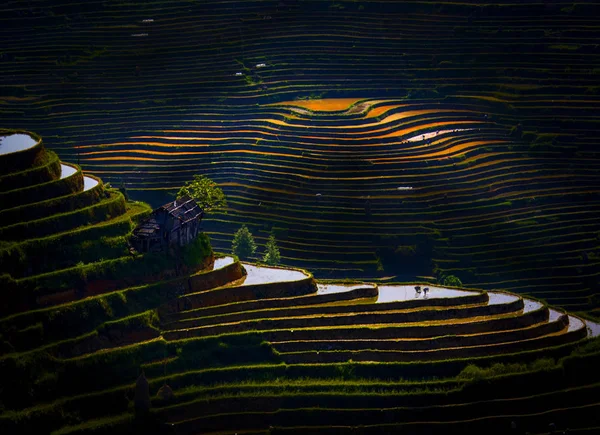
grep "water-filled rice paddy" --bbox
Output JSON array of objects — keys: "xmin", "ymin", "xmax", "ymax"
[
  {"xmin": 213, "ymin": 256, "xmax": 235, "ymax": 270},
  {"xmin": 317, "ymin": 283, "xmax": 375, "ymax": 295},
  {"xmin": 0, "ymin": 134, "xmax": 37, "ymax": 155},
  {"xmin": 270, "ymin": 98, "xmax": 365, "ymax": 112},
  {"xmin": 59, "ymin": 163, "xmax": 76, "ymax": 179},
  {"xmin": 240, "ymin": 263, "xmax": 308, "ymax": 285},
  {"xmin": 584, "ymin": 319, "xmax": 600, "ymax": 337},
  {"xmin": 522, "ymin": 298, "xmax": 543, "ymax": 313},
  {"xmin": 82, "ymin": 176, "xmax": 99, "ymax": 191},
  {"xmin": 487, "ymin": 292, "xmax": 519, "ymax": 305},
  {"xmin": 405, "ymin": 128, "xmax": 474, "ymax": 142},
  {"xmin": 567, "ymin": 316, "xmax": 585, "ymax": 332},
  {"xmin": 376, "ymin": 285, "xmax": 478, "ymax": 304},
  {"xmin": 549, "ymin": 308, "xmax": 563, "ymax": 322}
]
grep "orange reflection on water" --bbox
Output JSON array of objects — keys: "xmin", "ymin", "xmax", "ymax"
[
  {"xmin": 268, "ymin": 98, "xmax": 365, "ymax": 112},
  {"xmin": 368, "ymin": 139, "xmax": 506, "ymax": 162}
]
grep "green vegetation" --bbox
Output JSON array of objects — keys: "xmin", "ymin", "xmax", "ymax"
[
  {"xmin": 0, "ymin": 176, "xmax": 103, "ymax": 227},
  {"xmin": 0, "ymin": 202, "xmax": 150, "ymax": 278},
  {"xmin": 442, "ymin": 275, "xmax": 463, "ymax": 287},
  {"xmin": 0, "ymin": 163, "xmax": 83, "ymax": 208},
  {"xmin": 3, "ymin": 1, "xmax": 600, "ymax": 433},
  {"xmin": 457, "ymin": 357, "xmax": 556, "ymax": 381},
  {"xmin": 0, "ymin": 149, "xmax": 61, "ymax": 192},
  {"xmin": 232, "ymin": 225, "xmax": 257, "ymax": 260},
  {"xmin": 0, "ymin": 190, "xmax": 126, "ymax": 241},
  {"xmin": 262, "ymin": 234, "xmax": 281, "ymax": 266},
  {"xmin": 176, "ymin": 175, "xmax": 226, "ymax": 213},
  {"xmin": 180, "ymin": 233, "xmax": 212, "ymax": 268}
]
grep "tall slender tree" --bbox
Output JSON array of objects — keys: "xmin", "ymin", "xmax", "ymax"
[{"xmin": 262, "ymin": 234, "xmax": 281, "ymax": 266}]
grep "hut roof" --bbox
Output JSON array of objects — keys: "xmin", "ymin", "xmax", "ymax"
[
  {"xmin": 161, "ymin": 196, "xmax": 203, "ymax": 224},
  {"xmin": 132, "ymin": 196, "xmax": 203, "ymax": 239}
]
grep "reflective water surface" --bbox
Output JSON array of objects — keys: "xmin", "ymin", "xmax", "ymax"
[{"xmin": 0, "ymin": 134, "xmax": 37, "ymax": 155}]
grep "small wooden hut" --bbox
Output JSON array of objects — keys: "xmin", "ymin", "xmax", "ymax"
[{"xmin": 131, "ymin": 196, "xmax": 204, "ymax": 253}]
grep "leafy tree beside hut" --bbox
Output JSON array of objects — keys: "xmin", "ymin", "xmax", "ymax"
[{"xmin": 176, "ymin": 174, "xmax": 226, "ymax": 212}]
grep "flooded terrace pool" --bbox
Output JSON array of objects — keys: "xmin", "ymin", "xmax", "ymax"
[
  {"xmin": 213, "ymin": 256, "xmax": 234, "ymax": 270},
  {"xmin": 240, "ymin": 264, "xmax": 307, "ymax": 286},
  {"xmin": 567, "ymin": 316, "xmax": 585, "ymax": 332},
  {"xmin": 0, "ymin": 133, "xmax": 38, "ymax": 155},
  {"xmin": 60, "ymin": 163, "xmax": 77, "ymax": 179},
  {"xmin": 585, "ymin": 319, "xmax": 600, "ymax": 338},
  {"xmin": 522, "ymin": 298, "xmax": 543, "ymax": 313},
  {"xmin": 317, "ymin": 283, "xmax": 375, "ymax": 295},
  {"xmin": 375, "ymin": 285, "xmax": 478, "ymax": 304},
  {"xmin": 549, "ymin": 308, "xmax": 562, "ymax": 322},
  {"xmin": 83, "ymin": 176, "xmax": 99, "ymax": 191},
  {"xmin": 487, "ymin": 292, "xmax": 519, "ymax": 305},
  {"xmin": 405, "ymin": 128, "xmax": 474, "ymax": 142}
]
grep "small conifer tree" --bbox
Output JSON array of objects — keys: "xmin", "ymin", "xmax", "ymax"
[
  {"xmin": 231, "ymin": 225, "xmax": 256, "ymax": 259},
  {"xmin": 262, "ymin": 234, "xmax": 281, "ymax": 266}
]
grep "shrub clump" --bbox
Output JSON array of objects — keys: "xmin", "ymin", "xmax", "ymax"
[
  {"xmin": 457, "ymin": 357, "xmax": 556, "ymax": 381},
  {"xmin": 442, "ymin": 275, "xmax": 463, "ymax": 287},
  {"xmin": 180, "ymin": 233, "xmax": 212, "ymax": 268}
]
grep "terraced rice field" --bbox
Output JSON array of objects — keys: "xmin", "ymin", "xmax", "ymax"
[
  {"xmin": 2, "ymin": 0, "xmax": 599, "ymax": 320},
  {"xmin": 1, "ymin": 134, "xmax": 600, "ymax": 433},
  {"xmin": 3, "ymin": 0, "xmax": 600, "ymax": 433},
  {"xmin": 64, "ymin": 95, "xmax": 600, "ymax": 317}
]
